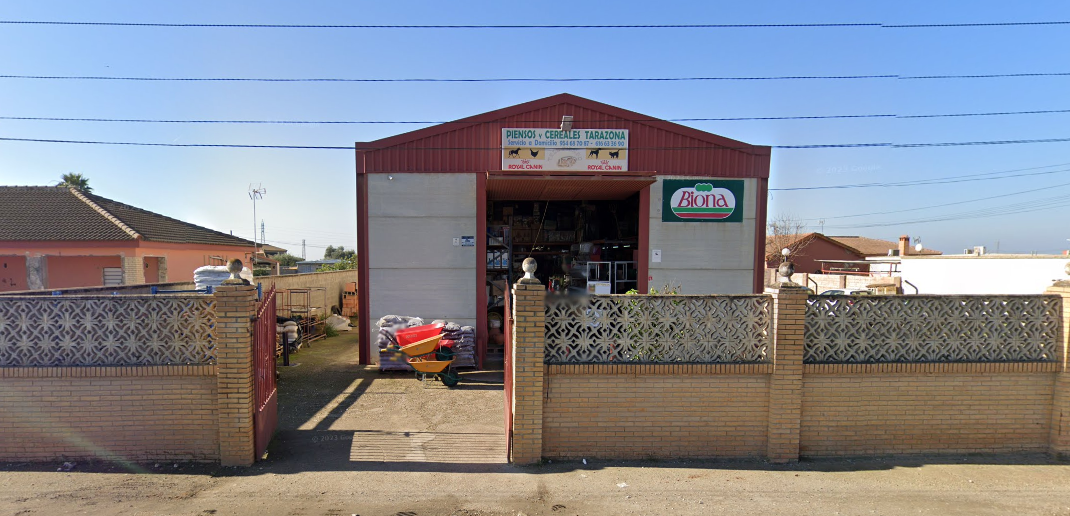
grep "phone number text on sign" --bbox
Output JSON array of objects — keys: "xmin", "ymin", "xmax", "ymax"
[{"xmin": 502, "ymin": 128, "xmax": 628, "ymax": 171}]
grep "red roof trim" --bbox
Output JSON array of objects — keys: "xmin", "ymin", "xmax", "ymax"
[{"xmin": 355, "ymin": 93, "xmax": 770, "ymax": 157}]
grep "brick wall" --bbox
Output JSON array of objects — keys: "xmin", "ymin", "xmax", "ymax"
[
  {"xmin": 543, "ymin": 365, "xmax": 770, "ymax": 459},
  {"xmin": 0, "ymin": 366, "xmax": 219, "ymax": 461},
  {"xmin": 267, "ymin": 269, "xmax": 357, "ymax": 314},
  {"xmin": 0, "ymin": 284, "xmax": 263, "ymax": 465},
  {"xmin": 511, "ymin": 278, "xmax": 1070, "ymax": 463},
  {"xmin": 801, "ymin": 366, "xmax": 1055, "ymax": 456}
]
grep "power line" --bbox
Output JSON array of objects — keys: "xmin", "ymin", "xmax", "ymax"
[
  {"xmin": 886, "ymin": 21, "xmax": 1070, "ymax": 28},
  {"xmin": 3, "ymin": 72, "xmax": 1068, "ymax": 83},
  {"xmin": 805, "ymin": 179, "xmax": 1070, "ymax": 220},
  {"xmin": 3, "ymin": 20, "xmax": 1068, "ymax": 29},
  {"xmin": 771, "ymin": 164, "xmax": 1070, "ymax": 191},
  {"xmin": 0, "ymin": 21, "xmax": 885, "ymax": 29},
  {"xmin": 0, "ymin": 73, "xmax": 899, "ymax": 82},
  {"xmin": 0, "ymin": 137, "xmax": 351, "ymax": 149},
  {"xmin": 824, "ymin": 193, "xmax": 1070, "ymax": 229},
  {"xmin": 0, "ymin": 114, "xmax": 894, "ymax": 124},
  {"xmin": 4, "ymin": 72, "xmax": 1070, "ymax": 83},
  {"xmin": 5, "ymin": 108, "xmax": 1070, "ymax": 125},
  {"xmin": 6, "ymin": 136, "xmax": 1070, "ymax": 150}
]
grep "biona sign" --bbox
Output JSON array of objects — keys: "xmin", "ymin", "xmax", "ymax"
[{"xmin": 662, "ymin": 179, "xmax": 745, "ymax": 223}]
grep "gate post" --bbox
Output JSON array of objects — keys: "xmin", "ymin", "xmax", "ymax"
[
  {"xmin": 214, "ymin": 283, "xmax": 258, "ymax": 466},
  {"xmin": 1045, "ymin": 283, "xmax": 1070, "ymax": 458},
  {"xmin": 767, "ymin": 284, "xmax": 808, "ymax": 463},
  {"xmin": 510, "ymin": 259, "xmax": 545, "ymax": 464}
]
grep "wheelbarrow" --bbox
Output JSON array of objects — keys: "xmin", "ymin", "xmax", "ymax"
[{"xmin": 391, "ymin": 326, "xmax": 460, "ymax": 387}]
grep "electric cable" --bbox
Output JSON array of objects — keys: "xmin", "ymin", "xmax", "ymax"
[
  {"xmin": 4, "ymin": 72, "xmax": 1070, "ymax": 82},
  {"xmin": 0, "ymin": 73, "xmax": 900, "ymax": 82},
  {"xmin": 5, "ymin": 136, "xmax": 1070, "ymax": 150},
  {"xmin": 771, "ymin": 165, "xmax": 1070, "ymax": 191},
  {"xmin": 3, "ymin": 20, "xmax": 1069, "ymax": 29},
  {"xmin": 804, "ymin": 179, "xmax": 1070, "ymax": 220},
  {"xmin": 4, "ymin": 108, "xmax": 1070, "ymax": 125}
]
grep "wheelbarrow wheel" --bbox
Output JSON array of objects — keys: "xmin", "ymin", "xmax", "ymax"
[
  {"xmin": 441, "ymin": 371, "xmax": 460, "ymax": 387},
  {"xmin": 415, "ymin": 372, "xmax": 424, "ymax": 381}
]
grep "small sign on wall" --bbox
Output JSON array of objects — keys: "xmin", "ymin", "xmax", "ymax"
[{"xmin": 460, "ymin": 236, "xmax": 475, "ymax": 247}]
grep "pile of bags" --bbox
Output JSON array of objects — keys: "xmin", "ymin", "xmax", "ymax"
[
  {"xmin": 193, "ymin": 265, "xmax": 253, "ymax": 290},
  {"xmin": 376, "ymin": 315, "xmax": 425, "ymax": 371},
  {"xmin": 434, "ymin": 321, "xmax": 476, "ymax": 368}
]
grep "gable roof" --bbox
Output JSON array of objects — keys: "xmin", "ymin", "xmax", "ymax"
[
  {"xmin": 766, "ymin": 233, "xmax": 865, "ymax": 260},
  {"xmin": 828, "ymin": 236, "xmax": 942, "ymax": 256},
  {"xmin": 0, "ymin": 186, "xmax": 254, "ymax": 247},
  {"xmin": 356, "ymin": 93, "xmax": 771, "ymax": 177}
]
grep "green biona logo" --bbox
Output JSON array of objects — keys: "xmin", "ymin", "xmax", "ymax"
[{"xmin": 669, "ymin": 183, "xmax": 736, "ymax": 219}]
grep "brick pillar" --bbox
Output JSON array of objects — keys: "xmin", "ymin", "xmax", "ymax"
[
  {"xmin": 511, "ymin": 277, "xmax": 546, "ymax": 464},
  {"xmin": 767, "ymin": 285, "xmax": 808, "ymax": 463},
  {"xmin": 213, "ymin": 284, "xmax": 258, "ymax": 466},
  {"xmin": 1046, "ymin": 284, "xmax": 1070, "ymax": 458},
  {"xmin": 121, "ymin": 256, "xmax": 143, "ymax": 285}
]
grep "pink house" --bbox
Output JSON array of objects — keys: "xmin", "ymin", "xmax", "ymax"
[{"xmin": 0, "ymin": 186, "xmax": 256, "ymax": 292}]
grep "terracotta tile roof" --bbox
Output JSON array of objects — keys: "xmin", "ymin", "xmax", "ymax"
[
  {"xmin": 0, "ymin": 186, "xmax": 254, "ymax": 247},
  {"xmin": 766, "ymin": 232, "xmax": 863, "ymax": 257},
  {"xmin": 827, "ymin": 235, "xmax": 942, "ymax": 256},
  {"xmin": 766, "ymin": 233, "xmax": 942, "ymax": 258}
]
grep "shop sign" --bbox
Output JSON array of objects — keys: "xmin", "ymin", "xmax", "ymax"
[
  {"xmin": 662, "ymin": 179, "xmax": 744, "ymax": 223},
  {"xmin": 501, "ymin": 128, "xmax": 628, "ymax": 171}
]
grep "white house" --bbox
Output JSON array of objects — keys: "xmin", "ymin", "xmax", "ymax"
[{"xmin": 899, "ymin": 253, "xmax": 1069, "ymax": 295}]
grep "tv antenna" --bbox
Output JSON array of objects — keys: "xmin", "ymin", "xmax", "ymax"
[
  {"xmin": 249, "ymin": 184, "xmax": 266, "ymax": 258},
  {"xmin": 818, "ymin": 219, "xmax": 825, "ymax": 234}
]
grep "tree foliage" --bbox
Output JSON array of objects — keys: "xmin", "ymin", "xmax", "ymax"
[
  {"xmin": 59, "ymin": 172, "xmax": 92, "ymax": 193},
  {"xmin": 324, "ymin": 245, "xmax": 355, "ymax": 260},
  {"xmin": 273, "ymin": 253, "xmax": 301, "ymax": 267},
  {"xmin": 318, "ymin": 256, "xmax": 357, "ymax": 272}
]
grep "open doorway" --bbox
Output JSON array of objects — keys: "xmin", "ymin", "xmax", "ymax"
[{"xmin": 483, "ymin": 191, "xmax": 644, "ymax": 360}]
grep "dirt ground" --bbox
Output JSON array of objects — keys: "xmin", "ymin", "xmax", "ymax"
[{"xmin": 5, "ymin": 332, "xmax": 1070, "ymax": 515}]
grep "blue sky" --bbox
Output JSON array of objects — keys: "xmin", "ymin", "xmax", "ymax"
[{"xmin": 2, "ymin": 1, "xmax": 1070, "ymax": 257}]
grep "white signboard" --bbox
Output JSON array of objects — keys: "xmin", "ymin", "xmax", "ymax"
[{"xmin": 502, "ymin": 128, "xmax": 628, "ymax": 171}]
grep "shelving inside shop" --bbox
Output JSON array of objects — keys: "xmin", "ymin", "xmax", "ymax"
[{"xmin": 485, "ymin": 194, "xmax": 641, "ymax": 303}]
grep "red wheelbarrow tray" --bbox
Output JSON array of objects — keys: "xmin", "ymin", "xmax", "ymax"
[{"xmin": 395, "ymin": 323, "xmax": 444, "ymax": 346}]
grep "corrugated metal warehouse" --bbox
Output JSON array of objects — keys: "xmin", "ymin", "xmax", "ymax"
[{"xmin": 355, "ymin": 93, "xmax": 772, "ymax": 366}]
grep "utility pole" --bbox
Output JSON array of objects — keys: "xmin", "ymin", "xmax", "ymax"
[
  {"xmin": 261, "ymin": 220, "xmax": 266, "ymax": 247},
  {"xmin": 248, "ymin": 184, "xmax": 266, "ymax": 260},
  {"xmin": 302, "ymin": 239, "xmax": 306, "ymax": 259}
]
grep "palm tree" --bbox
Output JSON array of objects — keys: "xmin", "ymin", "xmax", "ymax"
[{"xmin": 59, "ymin": 173, "xmax": 92, "ymax": 193}]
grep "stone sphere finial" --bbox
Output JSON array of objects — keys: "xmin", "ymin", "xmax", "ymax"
[
  {"xmin": 777, "ymin": 258, "xmax": 795, "ymax": 284},
  {"xmin": 1064, "ymin": 261, "xmax": 1070, "ymax": 277},
  {"xmin": 522, "ymin": 257, "xmax": 537, "ymax": 280},
  {"xmin": 227, "ymin": 258, "xmax": 243, "ymax": 278},
  {"xmin": 222, "ymin": 258, "xmax": 249, "ymax": 285}
]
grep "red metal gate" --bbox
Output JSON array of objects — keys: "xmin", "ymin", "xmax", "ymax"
[
  {"xmin": 254, "ymin": 285, "xmax": 278, "ymax": 459},
  {"xmin": 504, "ymin": 287, "xmax": 513, "ymax": 458}
]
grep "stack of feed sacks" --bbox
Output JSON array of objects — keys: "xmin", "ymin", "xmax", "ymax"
[
  {"xmin": 435, "ymin": 321, "xmax": 476, "ymax": 368},
  {"xmin": 193, "ymin": 265, "xmax": 254, "ymax": 290},
  {"xmin": 377, "ymin": 315, "xmax": 424, "ymax": 371}
]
